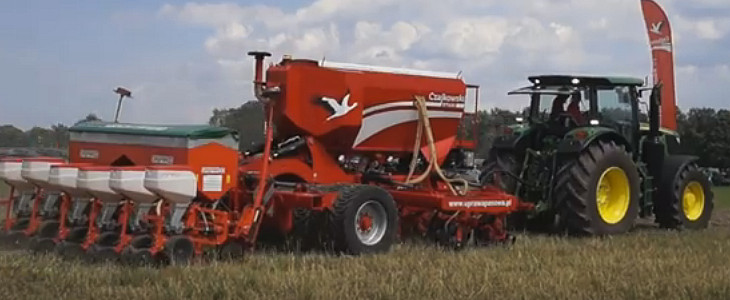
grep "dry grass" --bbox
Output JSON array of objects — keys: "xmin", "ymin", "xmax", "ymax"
[{"xmin": 0, "ymin": 183, "xmax": 728, "ymax": 299}]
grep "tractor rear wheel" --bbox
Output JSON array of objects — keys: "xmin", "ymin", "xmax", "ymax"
[
  {"xmin": 555, "ymin": 141, "xmax": 640, "ymax": 235},
  {"xmin": 655, "ymin": 163, "xmax": 713, "ymax": 229},
  {"xmin": 329, "ymin": 185, "xmax": 398, "ymax": 255},
  {"xmin": 481, "ymin": 149, "xmax": 520, "ymax": 191}
]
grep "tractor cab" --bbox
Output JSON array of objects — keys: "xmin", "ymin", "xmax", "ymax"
[{"xmin": 507, "ymin": 75, "xmax": 644, "ymax": 151}]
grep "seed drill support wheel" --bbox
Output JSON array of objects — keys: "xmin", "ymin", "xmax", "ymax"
[{"xmin": 329, "ymin": 185, "xmax": 398, "ymax": 255}]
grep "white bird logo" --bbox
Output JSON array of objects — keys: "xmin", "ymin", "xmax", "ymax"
[
  {"xmin": 320, "ymin": 93, "xmax": 357, "ymax": 121},
  {"xmin": 650, "ymin": 21, "xmax": 663, "ymax": 35}
]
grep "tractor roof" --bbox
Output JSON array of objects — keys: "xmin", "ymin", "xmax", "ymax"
[
  {"xmin": 70, "ymin": 121, "xmax": 234, "ymax": 139},
  {"xmin": 528, "ymin": 75, "xmax": 645, "ymax": 87}
]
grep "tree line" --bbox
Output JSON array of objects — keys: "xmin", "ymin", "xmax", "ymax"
[{"xmin": 1, "ymin": 105, "xmax": 729, "ymax": 169}]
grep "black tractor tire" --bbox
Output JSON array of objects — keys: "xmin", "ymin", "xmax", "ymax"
[
  {"xmin": 482, "ymin": 149, "xmax": 556, "ymax": 231},
  {"xmin": 654, "ymin": 163, "xmax": 714, "ymax": 229},
  {"xmin": 554, "ymin": 141, "xmax": 640, "ymax": 235},
  {"xmin": 329, "ymin": 185, "xmax": 398, "ymax": 255},
  {"xmin": 481, "ymin": 149, "xmax": 520, "ymax": 191}
]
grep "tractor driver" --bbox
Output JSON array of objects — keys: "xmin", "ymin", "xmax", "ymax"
[
  {"xmin": 549, "ymin": 93, "xmax": 585, "ymax": 127},
  {"xmin": 549, "ymin": 94, "xmax": 569, "ymax": 121}
]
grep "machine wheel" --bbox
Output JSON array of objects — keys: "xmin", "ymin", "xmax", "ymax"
[
  {"xmin": 10, "ymin": 218, "xmax": 30, "ymax": 231},
  {"xmin": 29, "ymin": 220, "xmax": 59, "ymax": 253},
  {"xmin": 37, "ymin": 220, "xmax": 60, "ymax": 238},
  {"xmin": 85, "ymin": 232, "xmax": 121, "ymax": 263},
  {"xmin": 129, "ymin": 234, "xmax": 153, "ymax": 249},
  {"xmin": 96, "ymin": 231, "xmax": 120, "ymax": 247},
  {"xmin": 87, "ymin": 245, "xmax": 119, "ymax": 264},
  {"xmin": 164, "ymin": 235, "xmax": 195, "ymax": 266},
  {"xmin": 30, "ymin": 238, "xmax": 57, "ymax": 254},
  {"xmin": 554, "ymin": 141, "xmax": 640, "ymax": 235},
  {"xmin": 122, "ymin": 247, "xmax": 155, "ymax": 267},
  {"xmin": 5, "ymin": 231, "xmax": 28, "ymax": 249},
  {"xmin": 218, "ymin": 240, "xmax": 245, "ymax": 261},
  {"xmin": 64, "ymin": 226, "xmax": 88, "ymax": 243},
  {"xmin": 655, "ymin": 163, "xmax": 714, "ymax": 229},
  {"xmin": 329, "ymin": 185, "xmax": 398, "ymax": 255},
  {"xmin": 59, "ymin": 241, "xmax": 86, "ymax": 261},
  {"xmin": 428, "ymin": 218, "xmax": 470, "ymax": 250}
]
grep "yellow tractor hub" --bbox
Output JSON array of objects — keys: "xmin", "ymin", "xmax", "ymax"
[
  {"xmin": 596, "ymin": 167, "xmax": 630, "ymax": 224},
  {"xmin": 682, "ymin": 181, "xmax": 705, "ymax": 221}
]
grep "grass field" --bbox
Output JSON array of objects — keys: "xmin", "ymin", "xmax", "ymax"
[{"xmin": 0, "ymin": 183, "xmax": 729, "ymax": 299}]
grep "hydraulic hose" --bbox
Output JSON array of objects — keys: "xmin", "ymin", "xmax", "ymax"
[{"xmin": 402, "ymin": 96, "xmax": 469, "ymax": 196}]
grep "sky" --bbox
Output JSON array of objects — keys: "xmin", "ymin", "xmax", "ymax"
[{"xmin": 0, "ymin": 0, "xmax": 728, "ymax": 129}]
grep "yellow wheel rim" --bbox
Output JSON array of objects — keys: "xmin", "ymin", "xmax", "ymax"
[
  {"xmin": 682, "ymin": 181, "xmax": 705, "ymax": 221},
  {"xmin": 596, "ymin": 167, "xmax": 631, "ymax": 224}
]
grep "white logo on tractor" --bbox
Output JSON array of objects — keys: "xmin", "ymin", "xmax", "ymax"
[{"xmin": 321, "ymin": 93, "xmax": 357, "ymax": 121}]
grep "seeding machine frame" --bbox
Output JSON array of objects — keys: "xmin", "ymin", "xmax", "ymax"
[{"xmin": 0, "ymin": 51, "xmax": 532, "ymax": 265}]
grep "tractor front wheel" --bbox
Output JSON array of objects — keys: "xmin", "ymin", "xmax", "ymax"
[
  {"xmin": 329, "ymin": 185, "xmax": 398, "ymax": 255},
  {"xmin": 655, "ymin": 163, "xmax": 713, "ymax": 229},
  {"xmin": 555, "ymin": 141, "xmax": 640, "ymax": 235}
]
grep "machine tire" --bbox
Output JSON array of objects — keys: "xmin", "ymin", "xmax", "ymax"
[
  {"xmin": 64, "ymin": 226, "xmax": 88, "ymax": 243},
  {"xmin": 10, "ymin": 218, "xmax": 30, "ymax": 231},
  {"xmin": 59, "ymin": 242, "xmax": 86, "ymax": 261},
  {"xmin": 329, "ymin": 185, "xmax": 398, "ymax": 255},
  {"xmin": 33, "ymin": 238, "xmax": 57, "ymax": 253},
  {"xmin": 655, "ymin": 163, "xmax": 713, "ymax": 229},
  {"xmin": 96, "ymin": 231, "xmax": 120, "ymax": 247},
  {"xmin": 28, "ymin": 220, "xmax": 60, "ymax": 253},
  {"xmin": 218, "ymin": 240, "xmax": 245, "ymax": 261},
  {"xmin": 554, "ymin": 141, "xmax": 640, "ymax": 235},
  {"xmin": 164, "ymin": 235, "xmax": 195, "ymax": 266},
  {"xmin": 129, "ymin": 234, "xmax": 153, "ymax": 249},
  {"xmin": 5, "ymin": 231, "xmax": 28, "ymax": 249},
  {"xmin": 123, "ymin": 247, "xmax": 155, "ymax": 267},
  {"xmin": 91, "ymin": 246, "xmax": 119, "ymax": 264}
]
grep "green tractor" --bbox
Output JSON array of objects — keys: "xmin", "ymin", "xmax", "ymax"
[{"xmin": 483, "ymin": 75, "xmax": 713, "ymax": 235}]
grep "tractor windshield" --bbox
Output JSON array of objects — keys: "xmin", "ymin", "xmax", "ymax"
[{"xmin": 508, "ymin": 86, "xmax": 589, "ymax": 124}]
